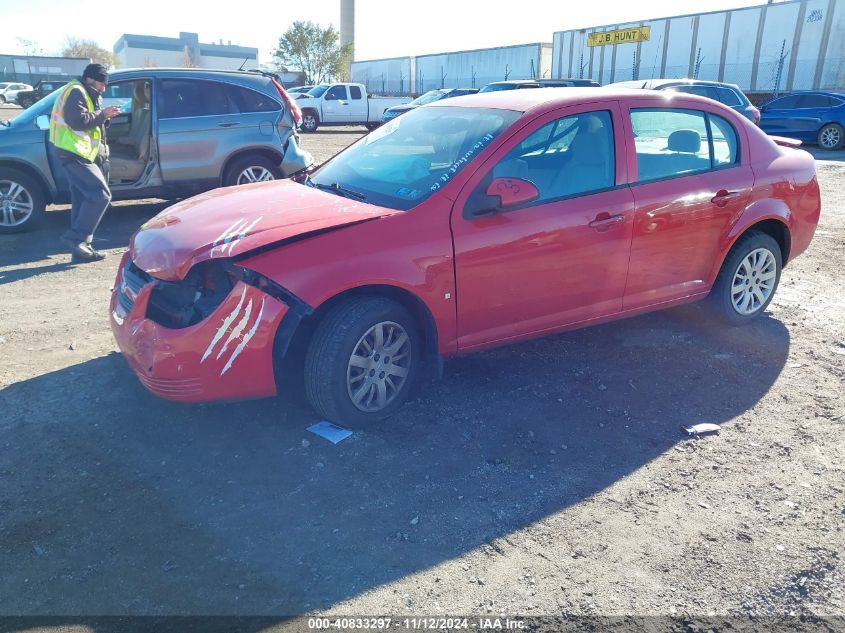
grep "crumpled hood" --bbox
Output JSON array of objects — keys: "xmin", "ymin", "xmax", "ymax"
[{"xmin": 131, "ymin": 180, "xmax": 399, "ymax": 281}]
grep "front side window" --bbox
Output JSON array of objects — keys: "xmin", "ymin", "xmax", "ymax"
[
  {"xmin": 631, "ymin": 108, "xmax": 737, "ymax": 182},
  {"xmin": 766, "ymin": 95, "xmax": 800, "ymax": 109},
  {"xmin": 490, "ymin": 110, "xmax": 615, "ymax": 202},
  {"xmin": 157, "ymin": 79, "xmax": 232, "ymax": 118},
  {"xmin": 310, "ymin": 106, "xmax": 520, "ymax": 211},
  {"xmin": 324, "ymin": 85, "xmax": 347, "ymax": 101}
]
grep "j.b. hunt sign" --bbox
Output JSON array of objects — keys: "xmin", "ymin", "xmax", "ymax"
[{"xmin": 588, "ymin": 26, "xmax": 651, "ymax": 47}]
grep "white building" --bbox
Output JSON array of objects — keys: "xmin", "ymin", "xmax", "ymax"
[
  {"xmin": 113, "ymin": 32, "xmax": 258, "ymax": 70},
  {"xmin": 551, "ymin": 0, "xmax": 844, "ymax": 93}
]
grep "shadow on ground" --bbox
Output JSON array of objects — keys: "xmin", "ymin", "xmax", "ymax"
[
  {"xmin": 0, "ymin": 305, "xmax": 790, "ymax": 617},
  {"xmin": 0, "ymin": 200, "xmax": 170, "ymax": 283}
]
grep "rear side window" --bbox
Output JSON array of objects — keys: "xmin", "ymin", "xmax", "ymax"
[
  {"xmin": 227, "ymin": 84, "xmax": 280, "ymax": 113},
  {"xmin": 669, "ymin": 85, "xmax": 714, "ymax": 100},
  {"xmin": 349, "ymin": 85, "xmax": 362, "ymax": 100},
  {"xmin": 631, "ymin": 108, "xmax": 738, "ymax": 182},
  {"xmin": 797, "ymin": 94, "xmax": 834, "ymax": 108},
  {"xmin": 157, "ymin": 79, "xmax": 232, "ymax": 118},
  {"xmin": 709, "ymin": 114, "xmax": 739, "ymax": 166},
  {"xmin": 714, "ymin": 87, "xmax": 743, "ymax": 107}
]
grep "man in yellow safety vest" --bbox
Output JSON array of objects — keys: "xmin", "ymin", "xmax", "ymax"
[{"xmin": 49, "ymin": 63, "xmax": 121, "ymax": 262}]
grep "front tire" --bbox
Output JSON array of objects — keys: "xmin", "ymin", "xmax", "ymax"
[
  {"xmin": 0, "ymin": 95, "xmax": 6, "ymax": 104},
  {"xmin": 818, "ymin": 123, "xmax": 844, "ymax": 150},
  {"xmin": 709, "ymin": 230, "xmax": 782, "ymax": 325},
  {"xmin": 304, "ymin": 297, "xmax": 421, "ymax": 425},
  {"xmin": 0, "ymin": 168, "xmax": 46, "ymax": 234},
  {"xmin": 223, "ymin": 155, "xmax": 282, "ymax": 187}
]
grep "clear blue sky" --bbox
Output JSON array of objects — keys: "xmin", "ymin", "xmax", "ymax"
[{"xmin": 0, "ymin": 0, "xmax": 765, "ymax": 64}]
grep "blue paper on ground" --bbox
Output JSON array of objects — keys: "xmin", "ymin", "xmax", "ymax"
[{"xmin": 307, "ymin": 421, "xmax": 353, "ymax": 444}]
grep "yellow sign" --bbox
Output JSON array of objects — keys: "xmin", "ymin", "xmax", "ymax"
[{"xmin": 588, "ymin": 26, "xmax": 651, "ymax": 47}]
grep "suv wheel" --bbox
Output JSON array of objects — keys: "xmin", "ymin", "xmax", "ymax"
[
  {"xmin": 223, "ymin": 155, "xmax": 282, "ymax": 187},
  {"xmin": 0, "ymin": 95, "xmax": 6, "ymax": 104},
  {"xmin": 0, "ymin": 169, "xmax": 46, "ymax": 233}
]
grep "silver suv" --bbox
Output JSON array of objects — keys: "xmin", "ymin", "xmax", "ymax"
[{"xmin": 0, "ymin": 68, "xmax": 311, "ymax": 233}]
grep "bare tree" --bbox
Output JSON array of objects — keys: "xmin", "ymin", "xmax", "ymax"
[
  {"xmin": 62, "ymin": 37, "xmax": 117, "ymax": 67},
  {"xmin": 181, "ymin": 46, "xmax": 200, "ymax": 68},
  {"xmin": 272, "ymin": 21, "xmax": 352, "ymax": 85},
  {"xmin": 143, "ymin": 56, "xmax": 159, "ymax": 68},
  {"xmin": 16, "ymin": 37, "xmax": 46, "ymax": 56}
]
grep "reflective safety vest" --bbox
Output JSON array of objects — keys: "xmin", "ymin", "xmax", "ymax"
[{"xmin": 49, "ymin": 80, "xmax": 101, "ymax": 162}]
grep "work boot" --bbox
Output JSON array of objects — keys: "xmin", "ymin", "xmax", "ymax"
[{"xmin": 68, "ymin": 241, "xmax": 107, "ymax": 263}]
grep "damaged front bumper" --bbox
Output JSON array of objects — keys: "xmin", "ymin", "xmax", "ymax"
[{"xmin": 110, "ymin": 252, "xmax": 301, "ymax": 403}]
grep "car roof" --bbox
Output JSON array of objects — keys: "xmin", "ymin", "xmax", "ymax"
[
  {"xmin": 607, "ymin": 78, "xmax": 740, "ymax": 90},
  {"xmin": 431, "ymin": 86, "xmax": 731, "ymax": 114}
]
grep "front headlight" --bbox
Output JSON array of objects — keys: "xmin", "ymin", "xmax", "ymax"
[{"xmin": 146, "ymin": 261, "xmax": 236, "ymax": 329}]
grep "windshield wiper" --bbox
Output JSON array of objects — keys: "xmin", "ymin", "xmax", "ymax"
[{"xmin": 305, "ymin": 176, "xmax": 367, "ymax": 202}]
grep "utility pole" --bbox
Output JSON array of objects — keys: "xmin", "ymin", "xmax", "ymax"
[{"xmin": 471, "ymin": 65, "xmax": 476, "ymax": 88}]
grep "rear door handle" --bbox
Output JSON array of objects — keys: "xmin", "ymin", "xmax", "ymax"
[
  {"xmin": 218, "ymin": 121, "xmax": 239, "ymax": 128},
  {"xmin": 588, "ymin": 214, "xmax": 624, "ymax": 230},
  {"xmin": 711, "ymin": 189, "xmax": 740, "ymax": 207}
]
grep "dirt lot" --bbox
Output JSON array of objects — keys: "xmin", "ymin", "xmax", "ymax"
[{"xmin": 0, "ymin": 103, "xmax": 843, "ymax": 627}]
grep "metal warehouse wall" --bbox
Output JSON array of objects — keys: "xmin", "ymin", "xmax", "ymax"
[
  {"xmin": 350, "ymin": 57, "xmax": 414, "ymax": 94},
  {"xmin": 551, "ymin": 0, "xmax": 844, "ymax": 92},
  {"xmin": 0, "ymin": 55, "xmax": 89, "ymax": 84},
  {"xmin": 413, "ymin": 43, "xmax": 552, "ymax": 92}
]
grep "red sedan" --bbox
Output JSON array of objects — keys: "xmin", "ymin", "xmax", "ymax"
[{"xmin": 111, "ymin": 89, "xmax": 820, "ymax": 423}]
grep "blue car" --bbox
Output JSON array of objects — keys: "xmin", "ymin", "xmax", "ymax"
[
  {"xmin": 759, "ymin": 91, "xmax": 845, "ymax": 150},
  {"xmin": 381, "ymin": 88, "xmax": 479, "ymax": 123}
]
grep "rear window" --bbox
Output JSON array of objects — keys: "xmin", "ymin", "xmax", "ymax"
[
  {"xmin": 349, "ymin": 85, "xmax": 362, "ymax": 100},
  {"xmin": 157, "ymin": 79, "xmax": 232, "ymax": 118},
  {"xmin": 797, "ymin": 94, "xmax": 836, "ymax": 108},
  {"xmin": 227, "ymin": 84, "xmax": 281, "ymax": 113}
]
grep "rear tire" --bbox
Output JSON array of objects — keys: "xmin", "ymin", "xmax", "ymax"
[
  {"xmin": 818, "ymin": 123, "xmax": 844, "ymax": 150},
  {"xmin": 0, "ymin": 168, "xmax": 47, "ymax": 234},
  {"xmin": 708, "ymin": 230, "xmax": 782, "ymax": 325},
  {"xmin": 304, "ymin": 297, "xmax": 421, "ymax": 425},
  {"xmin": 365, "ymin": 123, "xmax": 380, "ymax": 131},
  {"xmin": 223, "ymin": 155, "xmax": 282, "ymax": 187},
  {"xmin": 301, "ymin": 111, "xmax": 319, "ymax": 133}
]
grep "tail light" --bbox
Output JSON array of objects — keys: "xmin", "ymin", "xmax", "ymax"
[
  {"xmin": 751, "ymin": 106, "xmax": 761, "ymax": 126},
  {"xmin": 272, "ymin": 78, "xmax": 303, "ymax": 128}
]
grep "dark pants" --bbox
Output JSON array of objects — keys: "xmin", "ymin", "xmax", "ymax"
[{"xmin": 61, "ymin": 157, "xmax": 112, "ymax": 244}]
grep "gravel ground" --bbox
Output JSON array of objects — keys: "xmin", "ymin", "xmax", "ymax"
[{"xmin": 0, "ymin": 104, "xmax": 843, "ymax": 627}]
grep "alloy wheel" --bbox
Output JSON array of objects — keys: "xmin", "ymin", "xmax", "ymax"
[
  {"xmin": 731, "ymin": 247, "xmax": 777, "ymax": 316},
  {"xmin": 346, "ymin": 320, "xmax": 412, "ymax": 413},
  {"xmin": 236, "ymin": 166, "xmax": 275, "ymax": 185},
  {"xmin": 0, "ymin": 180, "xmax": 35, "ymax": 227},
  {"xmin": 820, "ymin": 125, "xmax": 841, "ymax": 149}
]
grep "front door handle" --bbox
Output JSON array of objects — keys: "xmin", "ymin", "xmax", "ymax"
[
  {"xmin": 711, "ymin": 189, "xmax": 740, "ymax": 207},
  {"xmin": 218, "ymin": 121, "xmax": 239, "ymax": 128},
  {"xmin": 588, "ymin": 213, "xmax": 624, "ymax": 230}
]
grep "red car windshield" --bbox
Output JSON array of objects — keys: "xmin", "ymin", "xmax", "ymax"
[{"xmin": 309, "ymin": 106, "xmax": 521, "ymax": 211}]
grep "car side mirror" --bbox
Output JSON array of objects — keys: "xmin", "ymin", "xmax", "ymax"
[
  {"xmin": 35, "ymin": 115, "xmax": 50, "ymax": 131},
  {"xmin": 485, "ymin": 177, "xmax": 539, "ymax": 209}
]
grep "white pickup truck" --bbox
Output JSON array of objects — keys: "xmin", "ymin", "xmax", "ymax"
[{"xmin": 295, "ymin": 83, "xmax": 412, "ymax": 132}]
